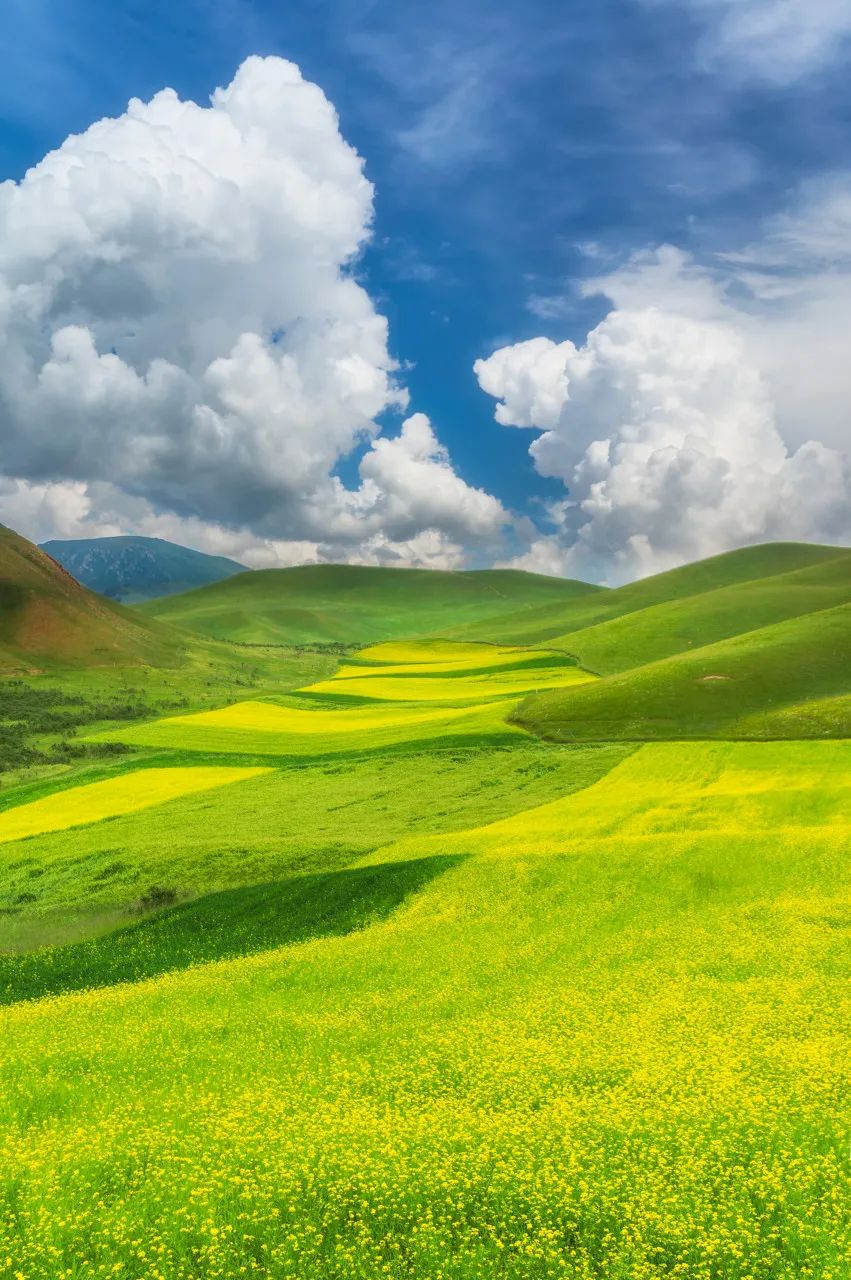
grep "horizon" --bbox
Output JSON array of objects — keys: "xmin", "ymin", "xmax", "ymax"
[{"xmin": 30, "ymin": 521, "xmax": 851, "ymax": 593}]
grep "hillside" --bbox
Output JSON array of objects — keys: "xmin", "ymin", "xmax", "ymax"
[
  {"xmin": 445, "ymin": 541, "xmax": 849, "ymax": 648},
  {"xmin": 515, "ymin": 601, "xmax": 851, "ymax": 740},
  {"xmin": 555, "ymin": 550, "xmax": 851, "ymax": 674},
  {"xmin": 0, "ymin": 525, "xmax": 183, "ymax": 671},
  {"xmin": 140, "ymin": 563, "xmax": 602, "ymax": 645},
  {"xmin": 41, "ymin": 535, "xmax": 245, "ymax": 603}
]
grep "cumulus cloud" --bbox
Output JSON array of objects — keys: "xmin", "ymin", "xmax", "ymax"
[
  {"xmin": 475, "ymin": 195, "xmax": 851, "ymax": 583},
  {"xmin": 3, "ymin": 412, "xmax": 507, "ymax": 572},
  {"xmin": 0, "ymin": 56, "xmax": 508, "ymax": 567}
]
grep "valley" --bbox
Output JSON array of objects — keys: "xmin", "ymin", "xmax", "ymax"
[{"xmin": 0, "ymin": 528, "xmax": 848, "ymax": 1279}]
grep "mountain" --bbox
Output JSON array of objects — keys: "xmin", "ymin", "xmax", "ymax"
[
  {"xmin": 0, "ymin": 526, "xmax": 183, "ymax": 670},
  {"xmin": 41, "ymin": 536, "xmax": 246, "ymax": 604},
  {"xmin": 139, "ymin": 563, "xmax": 603, "ymax": 646}
]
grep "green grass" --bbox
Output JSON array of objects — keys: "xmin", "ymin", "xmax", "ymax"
[
  {"xmin": 0, "ymin": 742, "xmax": 630, "ymax": 932},
  {"xmin": 517, "ymin": 602, "xmax": 851, "ymax": 741},
  {"xmin": 0, "ymin": 856, "xmax": 464, "ymax": 1006},
  {"xmin": 140, "ymin": 563, "xmax": 601, "ymax": 645},
  {"xmin": 445, "ymin": 541, "xmax": 850, "ymax": 648},
  {"xmin": 1, "ymin": 739, "xmax": 848, "ymax": 1278},
  {"xmin": 550, "ymin": 551, "xmax": 851, "ymax": 674},
  {"xmin": 1, "ymin": 537, "xmax": 850, "ymax": 1279}
]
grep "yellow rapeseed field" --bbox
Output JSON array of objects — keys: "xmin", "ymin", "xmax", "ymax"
[
  {"xmin": 0, "ymin": 766, "xmax": 270, "ymax": 845},
  {"xmin": 1, "ymin": 738, "xmax": 849, "ymax": 1279},
  {"xmin": 3, "ymin": 638, "xmax": 849, "ymax": 1279}
]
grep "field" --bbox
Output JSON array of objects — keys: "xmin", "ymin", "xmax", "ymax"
[{"xmin": 1, "ymin": 537, "xmax": 849, "ymax": 1279}]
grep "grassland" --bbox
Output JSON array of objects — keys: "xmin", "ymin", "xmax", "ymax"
[
  {"xmin": 1, "ymin": 740, "xmax": 848, "ymax": 1279},
  {"xmin": 0, "ymin": 537, "xmax": 849, "ymax": 1279},
  {"xmin": 0, "ymin": 765, "xmax": 269, "ymax": 844},
  {"xmin": 517, "ymin": 602, "xmax": 851, "ymax": 740},
  {"xmin": 141, "ymin": 562, "xmax": 602, "ymax": 645}
]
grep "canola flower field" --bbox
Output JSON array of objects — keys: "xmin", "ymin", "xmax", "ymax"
[{"xmin": 1, "ymin": 640, "xmax": 849, "ymax": 1279}]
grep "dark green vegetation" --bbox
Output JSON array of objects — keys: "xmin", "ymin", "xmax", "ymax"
[
  {"xmin": 42, "ymin": 535, "xmax": 246, "ymax": 603},
  {"xmin": 0, "ymin": 856, "xmax": 463, "ymax": 1005},
  {"xmin": 141, "ymin": 562, "xmax": 601, "ymax": 644}
]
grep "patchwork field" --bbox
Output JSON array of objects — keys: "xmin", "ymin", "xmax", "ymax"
[
  {"xmin": 0, "ymin": 765, "xmax": 269, "ymax": 845},
  {"xmin": 1, "ymin": 541, "xmax": 849, "ymax": 1280}
]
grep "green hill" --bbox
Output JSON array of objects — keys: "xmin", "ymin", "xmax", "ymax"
[
  {"xmin": 0, "ymin": 525, "xmax": 183, "ymax": 671},
  {"xmin": 2, "ymin": 533, "xmax": 850, "ymax": 1277},
  {"xmin": 446, "ymin": 542, "xmax": 849, "ymax": 648},
  {"xmin": 515, "ymin": 601, "xmax": 851, "ymax": 741},
  {"xmin": 140, "ymin": 563, "xmax": 602, "ymax": 645},
  {"xmin": 41, "ymin": 535, "xmax": 246, "ymax": 603},
  {"xmin": 556, "ymin": 550, "xmax": 851, "ymax": 674}
]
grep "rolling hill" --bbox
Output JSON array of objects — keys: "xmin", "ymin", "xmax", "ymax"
[
  {"xmin": 41, "ymin": 535, "xmax": 245, "ymax": 603},
  {"xmin": 515, "ymin": 600, "xmax": 851, "ymax": 740},
  {"xmin": 445, "ymin": 541, "xmax": 850, "ymax": 648},
  {"xmin": 140, "ymin": 563, "xmax": 602, "ymax": 645},
  {"xmin": 551, "ymin": 548, "xmax": 851, "ymax": 674},
  {"xmin": 0, "ymin": 525, "xmax": 183, "ymax": 671},
  {"xmin": 2, "ymin": 530, "xmax": 850, "ymax": 1277}
]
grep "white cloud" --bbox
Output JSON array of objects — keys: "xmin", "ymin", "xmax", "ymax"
[
  {"xmin": 476, "ymin": 188, "xmax": 851, "ymax": 583},
  {"xmin": 653, "ymin": 0, "xmax": 851, "ymax": 82},
  {"xmin": 0, "ymin": 56, "xmax": 507, "ymax": 567},
  {"xmin": 4, "ymin": 412, "xmax": 508, "ymax": 572}
]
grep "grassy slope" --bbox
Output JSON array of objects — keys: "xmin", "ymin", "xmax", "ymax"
[
  {"xmin": 560, "ymin": 550, "xmax": 851, "ymax": 675},
  {"xmin": 1, "ymin": 741, "xmax": 847, "ymax": 1278},
  {"xmin": 445, "ymin": 541, "xmax": 848, "ymax": 647},
  {"xmin": 517, "ymin": 601, "xmax": 851, "ymax": 740},
  {"xmin": 0, "ymin": 524, "xmax": 184, "ymax": 671},
  {"xmin": 2, "ymin": 540, "xmax": 850, "ymax": 1276},
  {"xmin": 140, "ymin": 563, "xmax": 602, "ymax": 645}
]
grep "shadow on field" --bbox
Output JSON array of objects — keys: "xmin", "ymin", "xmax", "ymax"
[{"xmin": 0, "ymin": 855, "xmax": 465, "ymax": 1007}]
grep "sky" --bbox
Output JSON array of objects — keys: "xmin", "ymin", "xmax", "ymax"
[{"xmin": 0, "ymin": 0, "xmax": 850, "ymax": 583}]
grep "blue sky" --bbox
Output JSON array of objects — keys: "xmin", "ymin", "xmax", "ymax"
[{"xmin": 1, "ymin": 0, "xmax": 850, "ymax": 579}]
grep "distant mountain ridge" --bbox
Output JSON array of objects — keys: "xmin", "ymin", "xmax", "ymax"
[{"xmin": 41, "ymin": 536, "xmax": 246, "ymax": 603}]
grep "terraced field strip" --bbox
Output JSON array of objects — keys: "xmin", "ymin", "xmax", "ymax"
[
  {"xmin": 89, "ymin": 697, "xmax": 526, "ymax": 755},
  {"xmin": 0, "ymin": 767, "xmax": 270, "ymax": 844},
  {"xmin": 304, "ymin": 639, "xmax": 596, "ymax": 702},
  {"xmin": 306, "ymin": 668, "xmax": 592, "ymax": 703},
  {"xmin": 352, "ymin": 640, "xmax": 568, "ymax": 669}
]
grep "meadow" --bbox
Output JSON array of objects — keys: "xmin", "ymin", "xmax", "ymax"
[{"xmin": 1, "ymin": 545, "xmax": 849, "ymax": 1279}]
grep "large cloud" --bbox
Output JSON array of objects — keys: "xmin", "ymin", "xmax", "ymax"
[
  {"xmin": 475, "ymin": 200, "xmax": 851, "ymax": 583},
  {"xmin": 0, "ymin": 56, "xmax": 507, "ymax": 566}
]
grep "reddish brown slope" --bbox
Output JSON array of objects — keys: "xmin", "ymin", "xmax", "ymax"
[{"xmin": 0, "ymin": 524, "xmax": 182, "ymax": 670}]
